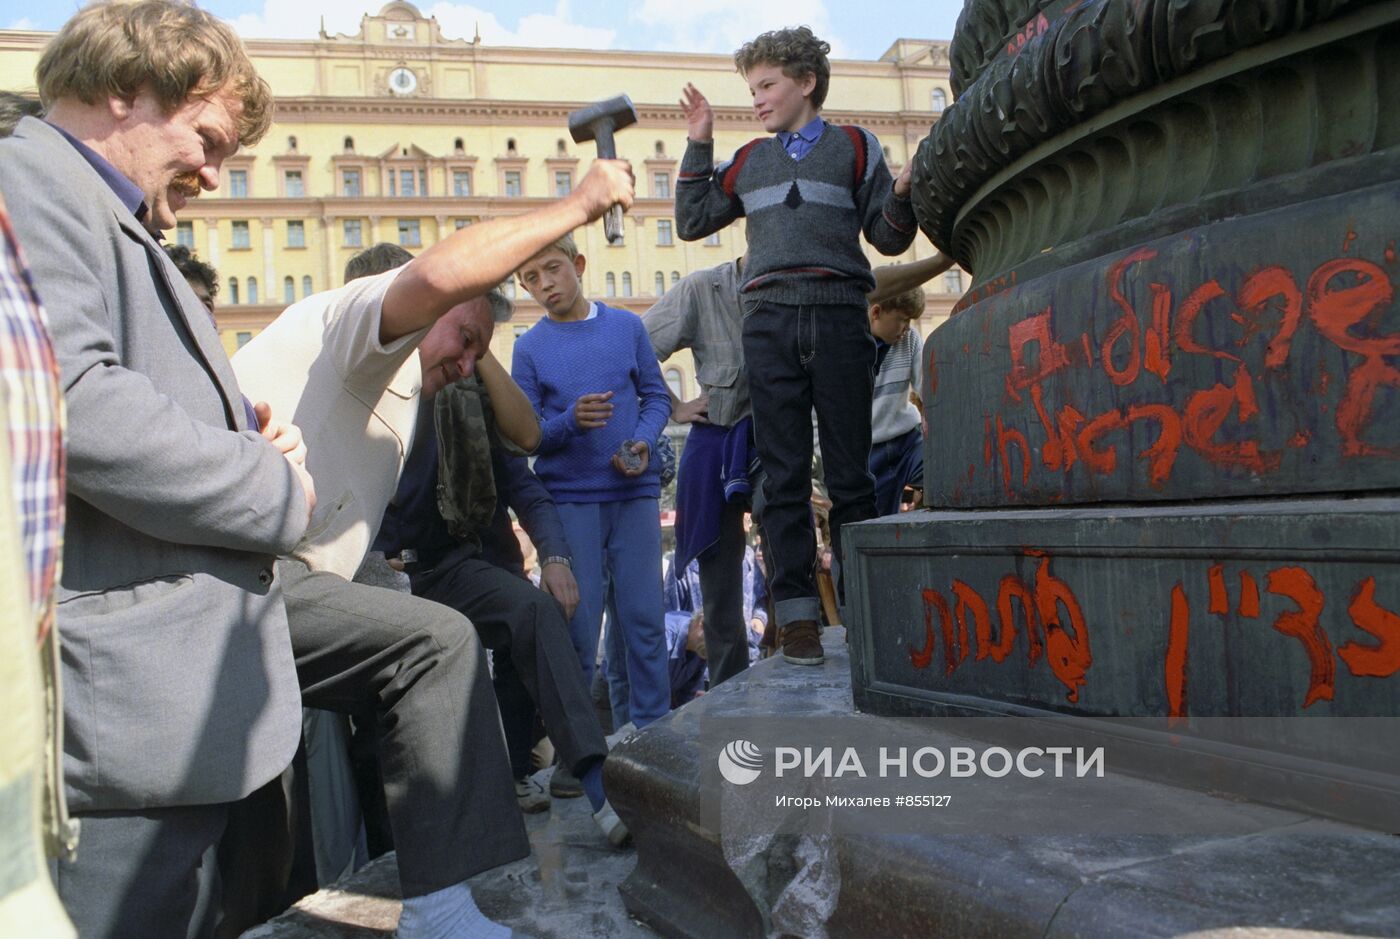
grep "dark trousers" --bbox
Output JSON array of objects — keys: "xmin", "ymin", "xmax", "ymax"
[
  {"xmin": 698, "ymin": 498, "xmax": 753, "ymax": 687},
  {"xmin": 411, "ymin": 548, "xmax": 609, "ymax": 779},
  {"xmin": 492, "ymin": 650, "xmax": 539, "ymax": 780},
  {"xmin": 52, "ymin": 803, "xmax": 228, "ymax": 939},
  {"xmin": 278, "ymin": 557, "xmax": 528, "ymax": 898},
  {"xmin": 743, "ymin": 299, "xmax": 878, "ymax": 625},
  {"xmin": 870, "ymin": 426, "xmax": 925, "ymax": 517}
]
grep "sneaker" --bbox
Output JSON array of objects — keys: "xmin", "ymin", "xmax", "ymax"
[
  {"xmin": 593, "ymin": 799, "xmax": 632, "ymax": 848},
  {"xmin": 514, "ymin": 777, "xmax": 549, "ymax": 814},
  {"xmin": 549, "ymin": 761, "xmax": 583, "ymax": 798},
  {"xmin": 780, "ymin": 620, "xmax": 824, "ymax": 666}
]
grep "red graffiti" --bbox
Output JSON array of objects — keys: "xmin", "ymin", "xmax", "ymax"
[
  {"xmin": 911, "ymin": 555, "xmax": 1087, "ymax": 703},
  {"xmin": 1207, "ymin": 565, "xmax": 1228, "ymax": 614},
  {"xmin": 1266, "ymin": 567, "xmax": 1335, "ymax": 708},
  {"xmin": 910, "ymin": 557, "xmax": 1398, "ymax": 718},
  {"xmin": 1101, "ymin": 248, "xmax": 1155, "ymax": 385},
  {"xmin": 1166, "ymin": 584, "xmax": 1190, "ymax": 724},
  {"xmin": 967, "ymin": 248, "xmax": 1398, "ymax": 498},
  {"xmin": 1338, "ymin": 577, "xmax": 1400, "ymax": 678}
]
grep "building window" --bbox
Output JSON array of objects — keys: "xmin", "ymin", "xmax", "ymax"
[
  {"xmin": 502, "ymin": 279, "xmax": 516, "ymax": 299},
  {"xmin": 231, "ymin": 220, "xmax": 250, "ymax": 249},
  {"xmin": 664, "ymin": 367, "xmax": 685, "ymax": 400},
  {"xmin": 454, "ymin": 218, "xmax": 471, "ymax": 230},
  {"xmin": 704, "ymin": 231, "xmax": 721, "ymax": 246},
  {"xmin": 287, "ymin": 220, "xmax": 305, "ymax": 248},
  {"xmin": 283, "ymin": 276, "xmax": 295, "ymax": 303},
  {"xmin": 175, "ymin": 221, "xmax": 194, "ymax": 248},
  {"xmin": 246, "ymin": 277, "xmax": 259, "ymax": 304},
  {"xmin": 343, "ymin": 135, "xmax": 355, "ymax": 152},
  {"xmin": 671, "ymin": 270, "xmax": 681, "ymax": 286},
  {"xmin": 452, "ymin": 170, "xmax": 472, "ymax": 197},
  {"xmin": 654, "ymin": 272, "xmax": 665, "ymax": 295},
  {"xmin": 227, "ymin": 278, "xmax": 239, "ymax": 304},
  {"xmin": 342, "ymin": 169, "xmax": 361, "ymax": 197},
  {"xmin": 236, "ymin": 331, "xmax": 252, "ymax": 348},
  {"xmin": 513, "ymin": 324, "xmax": 528, "ymax": 340},
  {"xmin": 554, "ymin": 171, "xmax": 572, "ymax": 196},
  {"xmin": 622, "ymin": 272, "xmax": 633, "ymax": 297},
  {"xmin": 656, "ymin": 219, "xmax": 673, "ymax": 246},
  {"xmin": 932, "ymin": 88, "xmax": 947, "ymax": 112},
  {"xmin": 229, "ymin": 169, "xmax": 248, "ymax": 198},
  {"xmin": 302, "ymin": 275, "xmax": 313, "ymax": 298},
  {"xmin": 343, "ymin": 219, "xmax": 363, "ymax": 247},
  {"xmin": 944, "ymin": 269, "xmax": 963, "ymax": 293},
  {"xmin": 399, "ymin": 169, "xmax": 417, "ymax": 197},
  {"xmin": 652, "ymin": 172, "xmax": 671, "ymax": 198},
  {"xmin": 605, "ymin": 273, "xmax": 616, "ymax": 297},
  {"xmin": 284, "ymin": 170, "xmax": 304, "ymax": 197},
  {"xmin": 454, "ymin": 137, "xmax": 466, "ymax": 154},
  {"xmin": 398, "ymin": 218, "xmax": 421, "ymax": 247},
  {"xmin": 504, "ymin": 171, "xmax": 522, "ymax": 197}
]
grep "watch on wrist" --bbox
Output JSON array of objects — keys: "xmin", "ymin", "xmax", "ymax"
[{"xmin": 543, "ymin": 555, "xmax": 572, "ymax": 569}]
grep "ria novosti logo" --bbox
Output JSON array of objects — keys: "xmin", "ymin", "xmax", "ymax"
[{"xmin": 718, "ymin": 740, "xmax": 763, "ymax": 785}]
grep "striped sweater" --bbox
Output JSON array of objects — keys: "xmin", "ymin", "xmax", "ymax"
[{"xmin": 676, "ymin": 123, "xmax": 917, "ymax": 306}]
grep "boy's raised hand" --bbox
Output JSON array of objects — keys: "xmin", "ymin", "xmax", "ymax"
[
  {"xmin": 574, "ymin": 390, "xmax": 614, "ymax": 429},
  {"xmin": 680, "ymin": 83, "xmax": 714, "ymax": 143},
  {"xmin": 893, "ymin": 160, "xmax": 913, "ymax": 198},
  {"xmin": 576, "ymin": 160, "xmax": 636, "ymax": 221}
]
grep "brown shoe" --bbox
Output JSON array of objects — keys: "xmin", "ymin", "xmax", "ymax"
[{"xmin": 781, "ymin": 620, "xmax": 824, "ymax": 665}]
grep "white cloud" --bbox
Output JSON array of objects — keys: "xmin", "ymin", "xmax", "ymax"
[
  {"xmin": 424, "ymin": 1, "xmax": 616, "ymax": 49},
  {"xmin": 224, "ymin": 5, "xmax": 362, "ymax": 40},
  {"xmin": 221, "ymin": 1, "xmax": 614, "ymax": 49},
  {"xmin": 630, "ymin": 0, "xmax": 843, "ymax": 57},
  {"xmin": 5, "ymin": 17, "xmax": 37, "ymax": 30}
]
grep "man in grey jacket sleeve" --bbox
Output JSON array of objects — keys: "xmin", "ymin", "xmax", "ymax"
[{"xmin": 0, "ymin": 4, "xmax": 314, "ymax": 935}]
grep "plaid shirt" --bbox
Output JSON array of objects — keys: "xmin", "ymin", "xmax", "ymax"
[{"xmin": 0, "ymin": 196, "xmax": 65, "ymax": 642}]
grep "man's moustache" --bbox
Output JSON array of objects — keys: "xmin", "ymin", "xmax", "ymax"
[{"xmin": 170, "ymin": 174, "xmax": 202, "ymax": 197}]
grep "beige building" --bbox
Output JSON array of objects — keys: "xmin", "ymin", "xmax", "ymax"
[{"xmin": 0, "ymin": 2, "xmax": 961, "ymax": 397}]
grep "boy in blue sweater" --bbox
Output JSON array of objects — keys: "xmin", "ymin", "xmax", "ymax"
[
  {"xmin": 676, "ymin": 26, "xmax": 918, "ymax": 665},
  {"xmin": 512, "ymin": 232, "xmax": 673, "ymax": 729}
]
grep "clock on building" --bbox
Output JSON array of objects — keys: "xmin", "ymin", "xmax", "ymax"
[{"xmin": 388, "ymin": 67, "xmax": 418, "ymax": 95}]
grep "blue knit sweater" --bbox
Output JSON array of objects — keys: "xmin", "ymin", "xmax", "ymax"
[{"xmin": 512, "ymin": 303, "xmax": 672, "ymax": 503}]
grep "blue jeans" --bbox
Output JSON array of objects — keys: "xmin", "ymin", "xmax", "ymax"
[
  {"xmin": 557, "ymin": 498, "xmax": 669, "ymax": 728},
  {"xmin": 743, "ymin": 299, "xmax": 877, "ymax": 626},
  {"xmin": 870, "ymin": 426, "xmax": 924, "ymax": 517}
]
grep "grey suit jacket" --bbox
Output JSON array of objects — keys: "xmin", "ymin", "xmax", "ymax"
[{"xmin": 0, "ymin": 118, "xmax": 308, "ymax": 812}]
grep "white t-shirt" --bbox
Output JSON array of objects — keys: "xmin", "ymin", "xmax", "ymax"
[{"xmin": 233, "ymin": 268, "xmax": 429, "ymax": 578}]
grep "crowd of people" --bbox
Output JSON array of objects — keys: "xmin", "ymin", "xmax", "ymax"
[{"xmin": 0, "ymin": 3, "xmax": 948, "ymax": 936}]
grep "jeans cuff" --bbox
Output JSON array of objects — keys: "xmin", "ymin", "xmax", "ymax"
[{"xmin": 775, "ymin": 597, "xmax": 821, "ymax": 627}]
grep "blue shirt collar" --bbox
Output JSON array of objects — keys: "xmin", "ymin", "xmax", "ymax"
[
  {"xmin": 47, "ymin": 121, "xmax": 148, "ymax": 222},
  {"xmin": 777, "ymin": 116, "xmax": 825, "ymax": 146}
]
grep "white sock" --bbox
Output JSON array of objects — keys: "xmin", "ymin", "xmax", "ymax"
[{"xmin": 396, "ymin": 880, "xmax": 510, "ymax": 939}]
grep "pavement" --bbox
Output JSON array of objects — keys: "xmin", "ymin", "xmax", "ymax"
[{"xmin": 242, "ymin": 768, "xmax": 659, "ymax": 939}]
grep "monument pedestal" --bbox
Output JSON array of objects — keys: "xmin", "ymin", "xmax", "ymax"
[{"xmin": 608, "ymin": 630, "xmax": 1400, "ymax": 938}]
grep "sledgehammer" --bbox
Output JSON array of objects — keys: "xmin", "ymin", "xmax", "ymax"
[{"xmin": 568, "ymin": 95, "xmax": 637, "ymax": 245}]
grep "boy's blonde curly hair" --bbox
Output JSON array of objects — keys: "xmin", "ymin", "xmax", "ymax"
[{"xmin": 735, "ymin": 26, "xmax": 832, "ymax": 111}]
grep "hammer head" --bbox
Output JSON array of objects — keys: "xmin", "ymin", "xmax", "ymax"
[{"xmin": 568, "ymin": 95, "xmax": 638, "ymax": 147}]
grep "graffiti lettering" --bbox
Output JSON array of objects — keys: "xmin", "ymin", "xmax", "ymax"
[
  {"xmin": 909, "ymin": 554, "xmax": 1400, "ymax": 715},
  {"xmin": 967, "ymin": 250, "xmax": 1398, "ymax": 498}
]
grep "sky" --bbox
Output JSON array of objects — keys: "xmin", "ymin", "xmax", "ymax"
[{"xmin": 0, "ymin": 0, "xmax": 962, "ymax": 59}]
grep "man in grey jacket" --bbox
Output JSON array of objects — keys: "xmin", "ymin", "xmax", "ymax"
[{"xmin": 0, "ymin": 3, "xmax": 313, "ymax": 935}]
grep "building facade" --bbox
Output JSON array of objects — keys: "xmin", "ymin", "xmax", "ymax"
[{"xmin": 0, "ymin": 2, "xmax": 960, "ymax": 396}]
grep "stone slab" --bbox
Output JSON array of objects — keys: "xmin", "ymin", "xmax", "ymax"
[
  {"xmin": 242, "ymin": 770, "xmax": 658, "ymax": 939},
  {"xmin": 607, "ymin": 630, "xmax": 1400, "ymax": 938}
]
